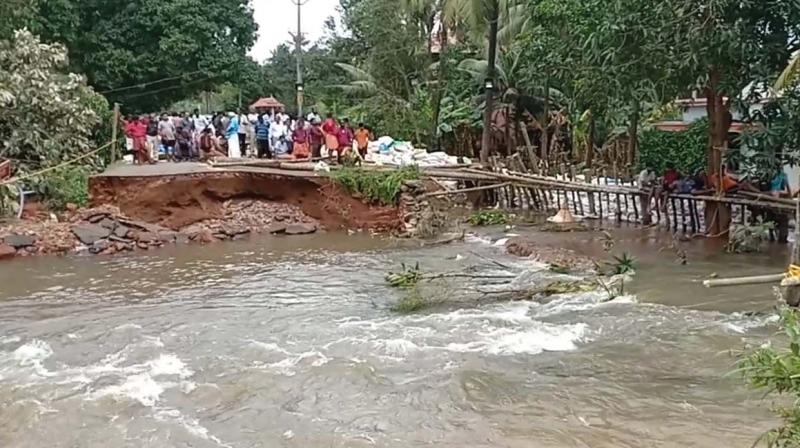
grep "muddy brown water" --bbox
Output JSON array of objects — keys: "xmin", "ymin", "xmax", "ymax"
[{"xmin": 0, "ymin": 226, "xmax": 787, "ymax": 447}]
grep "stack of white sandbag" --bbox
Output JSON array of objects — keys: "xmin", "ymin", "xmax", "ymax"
[{"xmin": 364, "ymin": 136, "xmax": 470, "ymax": 167}]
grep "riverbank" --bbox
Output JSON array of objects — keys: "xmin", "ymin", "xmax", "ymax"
[{"xmin": 0, "ymin": 167, "xmax": 405, "ymax": 261}]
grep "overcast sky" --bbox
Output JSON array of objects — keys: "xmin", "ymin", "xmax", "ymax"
[{"xmin": 250, "ymin": 0, "xmax": 341, "ymax": 62}]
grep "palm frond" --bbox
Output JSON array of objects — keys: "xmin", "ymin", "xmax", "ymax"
[
  {"xmin": 775, "ymin": 54, "xmax": 800, "ymax": 91},
  {"xmin": 335, "ymin": 63, "xmax": 377, "ymax": 83}
]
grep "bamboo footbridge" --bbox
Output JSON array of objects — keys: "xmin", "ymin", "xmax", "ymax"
[{"xmin": 95, "ymin": 156, "xmax": 798, "ymax": 238}]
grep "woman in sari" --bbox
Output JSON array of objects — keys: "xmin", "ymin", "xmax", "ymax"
[
  {"xmin": 291, "ymin": 117, "xmax": 311, "ymax": 160},
  {"xmin": 321, "ymin": 113, "xmax": 339, "ymax": 159}
]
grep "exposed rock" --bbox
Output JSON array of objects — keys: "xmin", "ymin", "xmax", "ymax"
[
  {"xmin": 285, "ymin": 223, "xmax": 317, "ymax": 235},
  {"xmin": 268, "ymin": 223, "xmax": 288, "ymax": 234},
  {"xmin": 99, "ymin": 218, "xmax": 118, "ymax": 230},
  {"xmin": 114, "ymin": 242, "xmax": 131, "ymax": 252},
  {"xmin": 136, "ymin": 241, "xmax": 150, "ymax": 250},
  {"xmin": 193, "ymin": 229, "xmax": 217, "ymax": 244},
  {"xmin": 220, "ymin": 224, "xmax": 250, "ymax": 237},
  {"xmin": 72, "ymin": 224, "xmax": 112, "ymax": 245},
  {"xmin": 132, "ymin": 231, "xmax": 159, "ymax": 243},
  {"xmin": 158, "ymin": 230, "xmax": 177, "ymax": 243},
  {"xmin": 90, "ymin": 240, "xmax": 111, "ymax": 254},
  {"xmin": 113, "ymin": 225, "xmax": 131, "ymax": 238},
  {"xmin": 108, "ymin": 235, "xmax": 132, "ymax": 243},
  {"xmin": 65, "ymin": 203, "xmax": 79, "ymax": 212},
  {"xmin": 0, "ymin": 244, "xmax": 16, "ymax": 259},
  {"xmin": 100, "ymin": 246, "xmax": 118, "ymax": 255},
  {"xmin": 117, "ymin": 218, "xmax": 167, "ymax": 234},
  {"xmin": 86, "ymin": 213, "xmax": 108, "ymax": 223},
  {"xmin": 2, "ymin": 234, "xmax": 36, "ymax": 248},
  {"xmin": 175, "ymin": 233, "xmax": 190, "ymax": 244}
]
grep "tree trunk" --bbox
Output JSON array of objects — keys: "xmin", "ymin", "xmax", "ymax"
[
  {"xmin": 628, "ymin": 99, "xmax": 639, "ymax": 166},
  {"xmin": 480, "ymin": 4, "xmax": 500, "ymax": 165},
  {"xmin": 584, "ymin": 110, "xmax": 595, "ymax": 168},
  {"xmin": 540, "ymin": 77, "xmax": 550, "ymax": 160},
  {"xmin": 704, "ymin": 68, "xmax": 732, "ymax": 237},
  {"xmin": 429, "ymin": 13, "xmax": 447, "ymax": 152}
]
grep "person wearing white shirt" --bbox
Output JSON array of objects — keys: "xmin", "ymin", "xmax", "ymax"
[
  {"xmin": 306, "ymin": 108, "xmax": 321, "ymax": 124},
  {"xmin": 270, "ymin": 118, "xmax": 289, "ymax": 156}
]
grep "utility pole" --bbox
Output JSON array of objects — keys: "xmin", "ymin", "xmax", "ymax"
[{"xmin": 292, "ymin": 0, "xmax": 307, "ymax": 117}]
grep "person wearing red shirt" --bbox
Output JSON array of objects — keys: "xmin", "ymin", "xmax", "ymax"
[
  {"xmin": 336, "ymin": 118, "xmax": 355, "ymax": 160},
  {"xmin": 321, "ymin": 113, "xmax": 339, "ymax": 158},
  {"xmin": 291, "ymin": 117, "xmax": 311, "ymax": 160},
  {"xmin": 130, "ymin": 116, "xmax": 150, "ymax": 164}
]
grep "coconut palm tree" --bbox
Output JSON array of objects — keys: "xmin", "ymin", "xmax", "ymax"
[{"xmin": 402, "ymin": 0, "xmax": 525, "ymax": 161}]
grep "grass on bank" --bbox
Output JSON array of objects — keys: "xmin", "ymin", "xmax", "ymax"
[
  {"xmin": 332, "ymin": 166, "xmax": 420, "ymax": 206},
  {"xmin": 468, "ymin": 209, "xmax": 512, "ymax": 226}
]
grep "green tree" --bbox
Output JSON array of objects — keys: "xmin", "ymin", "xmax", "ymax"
[
  {"xmin": 0, "ymin": 30, "xmax": 107, "ymax": 213},
  {"xmin": 653, "ymin": 0, "xmax": 800, "ymax": 234},
  {"xmin": 30, "ymin": 0, "xmax": 258, "ymax": 112}
]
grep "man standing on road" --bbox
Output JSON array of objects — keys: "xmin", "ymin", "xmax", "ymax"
[
  {"xmin": 145, "ymin": 113, "xmax": 160, "ymax": 162},
  {"xmin": 226, "ymin": 112, "xmax": 241, "ymax": 158},
  {"xmin": 255, "ymin": 114, "xmax": 271, "ymax": 159},
  {"xmin": 158, "ymin": 113, "xmax": 177, "ymax": 161},
  {"xmin": 191, "ymin": 109, "xmax": 208, "ymax": 149}
]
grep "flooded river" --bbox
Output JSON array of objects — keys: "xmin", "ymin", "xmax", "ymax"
[{"xmin": 0, "ymin": 227, "xmax": 788, "ymax": 447}]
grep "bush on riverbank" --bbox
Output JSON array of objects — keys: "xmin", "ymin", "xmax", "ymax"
[
  {"xmin": 332, "ymin": 166, "xmax": 420, "ymax": 205},
  {"xmin": 37, "ymin": 166, "xmax": 90, "ymax": 210},
  {"xmin": 638, "ymin": 119, "xmax": 707, "ymax": 175},
  {"xmin": 738, "ymin": 309, "xmax": 800, "ymax": 446}
]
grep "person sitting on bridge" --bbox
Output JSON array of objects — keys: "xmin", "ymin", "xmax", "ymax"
[{"xmin": 199, "ymin": 128, "xmax": 226, "ymax": 161}]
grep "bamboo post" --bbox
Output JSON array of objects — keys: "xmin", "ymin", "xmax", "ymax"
[
  {"xmin": 598, "ymin": 190, "xmax": 604, "ymax": 220},
  {"xmin": 571, "ymin": 165, "xmax": 584, "ymax": 216},
  {"xmin": 740, "ymin": 204, "xmax": 746, "ymax": 225},
  {"xmin": 567, "ymin": 165, "xmax": 578, "ymax": 214},
  {"xmin": 693, "ymin": 200, "xmax": 701, "ymax": 232},
  {"xmin": 110, "ymin": 102, "xmax": 120, "ymax": 163},
  {"xmin": 632, "ymin": 193, "xmax": 640, "ymax": 223},
  {"xmin": 640, "ymin": 190, "xmax": 651, "ymax": 225},
  {"xmin": 664, "ymin": 196, "xmax": 671, "ymax": 230},
  {"xmin": 587, "ymin": 168, "xmax": 596, "ymax": 216},
  {"xmin": 654, "ymin": 190, "xmax": 661, "ymax": 226},
  {"xmin": 671, "ymin": 197, "xmax": 678, "ymax": 232},
  {"xmin": 689, "ymin": 199, "xmax": 697, "ymax": 233},
  {"xmin": 613, "ymin": 163, "xmax": 622, "ymax": 223},
  {"xmin": 680, "ymin": 199, "xmax": 687, "ymax": 233}
]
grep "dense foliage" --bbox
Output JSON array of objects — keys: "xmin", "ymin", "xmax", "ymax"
[
  {"xmin": 638, "ymin": 120, "xmax": 707, "ymax": 176},
  {"xmin": 12, "ymin": 0, "xmax": 258, "ymax": 112},
  {"xmin": 739, "ymin": 310, "xmax": 800, "ymax": 446},
  {"xmin": 0, "ymin": 30, "xmax": 107, "ymax": 212}
]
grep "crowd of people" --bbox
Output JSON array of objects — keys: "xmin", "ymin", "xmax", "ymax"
[
  {"xmin": 639, "ymin": 164, "xmax": 791, "ymax": 199},
  {"xmin": 122, "ymin": 108, "xmax": 375, "ymax": 164}
]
